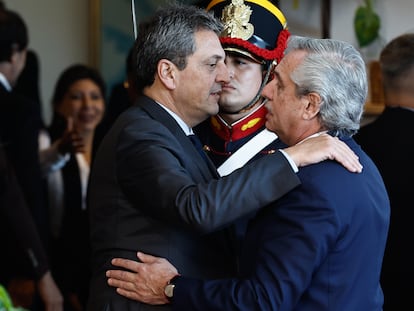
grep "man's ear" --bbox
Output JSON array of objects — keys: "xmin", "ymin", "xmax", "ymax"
[
  {"xmin": 157, "ymin": 59, "xmax": 176, "ymax": 90},
  {"xmin": 9, "ymin": 44, "xmax": 22, "ymax": 63},
  {"xmin": 303, "ymin": 92, "xmax": 321, "ymax": 120},
  {"xmin": 9, "ymin": 49, "xmax": 19, "ymax": 64}
]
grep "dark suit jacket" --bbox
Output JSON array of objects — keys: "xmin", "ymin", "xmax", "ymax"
[
  {"xmin": 0, "ymin": 144, "xmax": 48, "ymax": 283},
  {"xmin": 172, "ymin": 136, "xmax": 390, "ymax": 311},
  {"xmin": 87, "ymin": 95, "xmax": 300, "ymax": 310},
  {"xmin": 0, "ymin": 83, "xmax": 48, "ymax": 243},
  {"xmin": 354, "ymin": 106, "xmax": 414, "ymax": 310},
  {"xmin": 14, "ymin": 49, "xmax": 44, "ymax": 128}
]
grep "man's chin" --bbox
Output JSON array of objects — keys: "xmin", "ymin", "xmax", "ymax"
[{"xmin": 208, "ymin": 103, "xmax": 220, "ymax": 116}]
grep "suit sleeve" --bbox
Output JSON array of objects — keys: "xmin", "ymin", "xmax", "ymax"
[
  {"xmin": 170, "ymin": 172, "xmax": 339, "ymax": 311},
  {"xmin": 9, "ymin": 92, "xmax": 48, "ymax": 241},
  {"xmin": 116, "ymin": 119, "xmax": 301, "ymax": 234},
  {"xmin": 0, "ymin": 146, "xmax": 49, "ymax": 281}
]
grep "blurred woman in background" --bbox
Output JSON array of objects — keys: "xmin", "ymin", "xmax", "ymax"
[{"xmin": 39, "ymin": 64, "xmax": 106, "ymax": 310}]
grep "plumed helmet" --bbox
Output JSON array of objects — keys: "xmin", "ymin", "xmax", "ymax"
[{"xmin": 205, "ymin": 0, "xmax": 289, "ymax": 65}]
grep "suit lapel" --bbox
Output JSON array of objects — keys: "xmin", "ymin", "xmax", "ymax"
[{"xmin": 139, "ymin": 96, "xmax": 219, "ymax": 178}]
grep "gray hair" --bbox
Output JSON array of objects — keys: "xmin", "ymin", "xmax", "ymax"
[
  {"xmin": 286, "ymin": 35, "xmax": 367, "ymax": 136},
  {"xmin": 133, "ymin": 2, "xmax": 223, "ymax": 93}
]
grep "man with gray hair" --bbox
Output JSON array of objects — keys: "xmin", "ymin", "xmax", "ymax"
[{"xmin": 106, "ymin": 35, "xmax": 390, "ymax": 311}]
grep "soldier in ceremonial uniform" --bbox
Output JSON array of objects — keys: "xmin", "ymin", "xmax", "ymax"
[
  {"xmin": 195, "ymin": 0, "xmax": 290, "ymax": 170},
  {"xmin": 193, "ymin": 0, "xmax": 290, "ymax": 261}
]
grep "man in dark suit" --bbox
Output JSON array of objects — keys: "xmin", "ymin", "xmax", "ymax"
[
  {"xmin": 0, "ymin": 4, "xmax": 46, "ymax": 238},
  {"xmin": 106, "ymin": 36, "xmax": 390, "ymax": 311},
  {"xmin": 354, "ymin": 33, "xmax": 414, "ymax": 310},
  {"xmin": 0, "ymin": 143, "xmax": 63, "ymax": 310},
  {"xmin": 0, "ymin": 5, "xmax": 63, "ymax": 310},
  {"xmin": 87, "ymin": 3, "xmax": 362, "ymax": 310}
]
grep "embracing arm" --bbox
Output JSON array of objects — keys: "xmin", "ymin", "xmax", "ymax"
[
  {"xmin": 117, "ymin": 124, "xmax": 360, "ymax": 235},
  {"xmin": 107, "ymin": 172, "xmax": 340, "ymax": 310},
  {"xmin": 117, "ymin": 122, "xmax": 300, "ymax": 234}
]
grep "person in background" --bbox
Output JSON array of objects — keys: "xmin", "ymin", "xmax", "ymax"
[
  {"xmin": 193, "ymin": 0, "xmax": 290, "ymax": 254},
  {"xmin": 39, "ymin": 64, "xmax": 106, "ymax": 311},
  {"xmin": 354, "ymin": 32, "xmax": 414, "ymax": 311},
  {"xmin": 0, "ymin": 4, "xmax": 63, "ymax": 310},
  {"xmin": 0, "ymin": 143, "xmax": 63, "ymax": 311},
  {"xmin": 195, "ymin": 0, "xmax": 289, "ymax": 168},
  {"xmin": 15, "ymin": 49, "xmax": 44, "ymax": 128},
  {"xmin": 93, "ymin": 46, "xmax": 139, "ymax": 157},
  {"xmin": 87, "ymin": 3, "xmax": 362, "ymax": 310},
  {"xmin": 107, "ymin": 35, "xmax": 390, "ymax": 311}
]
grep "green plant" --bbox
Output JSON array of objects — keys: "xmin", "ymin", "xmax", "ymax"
[
  {"xmin": 0, "ymin": 285, "xmax": 28, "ymax": 311},
  {"xmin": 354, "ymin": 0, "xmax": 380, "ymax": 47}
]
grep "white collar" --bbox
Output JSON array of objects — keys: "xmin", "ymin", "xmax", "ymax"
[
  {"xmin": 156, "ymin": 102, "xmax": 194, "ymax": 136},
  {"xmin": 297, "ymin": 130, "xmax": 329, "ymax": 145},
  {"xmin": 0, "ymin": 72, "xmax": 12, "ymax": 92}
]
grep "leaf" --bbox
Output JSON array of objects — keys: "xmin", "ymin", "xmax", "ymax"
[
  {"xmin": 0, "ymin": 285, "xmax": 13, "ymax": 310},
  {"xmin": 354, "ymin": 5, "xmax": 380, "ymax": 47},
  {"xmin": 0, "ymin": 285, "xmax": 29, "ymax": 311}
]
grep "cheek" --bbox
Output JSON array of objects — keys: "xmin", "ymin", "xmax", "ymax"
[
  {"xmin": 96, "ymin": 103, "xmax": 106, "ymax": 120},
  {"xmin": 239, "ymin": 70, "xmax": 262, "ymax": 87},
  {"xmin": 95, "ymin": 100, "xmax": 105, "ymax": 112}
]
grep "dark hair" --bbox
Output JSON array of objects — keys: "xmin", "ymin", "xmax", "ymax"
[
  {"xmin": 133, "ymin": 2, "xmax": 222, "ymax": 92},
  {"xmin": 126, "ymin": 46, "xmax": 134, "ymax": 75},
  {"xmin": 0, "ymin": 7, "xmax": 28, "ymax": 61},
  {"xmin": 379, "ymin": 33, "xmax": 414, "ymax": 91},
  {"xmin": 48, "ymin": 64, "xmax": 106, "ymax": 139},
  {"xmin": 51, "ymin": 64, "xmax": 106, "ymax": 110}
]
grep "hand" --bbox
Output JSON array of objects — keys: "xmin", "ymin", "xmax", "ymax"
[
  {"xmin": 57, "ymin": 117, "xmax": 85, "ymax": 155},
  {"xmin": 37, "ymin": 271, "xmax": 64, "ymax": 311},
  {"xmin": 283, "ymin": 134, "xmax": 363, "ymax": 173},
  {"xmin": 107, "ymin": 252, "xmax": 179, "ymax": 305}
]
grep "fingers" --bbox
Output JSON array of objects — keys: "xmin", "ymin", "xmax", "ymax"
[
  {"xmin": 111, "ymin": 257, "xmax": 140, "ymax": 272},
  {"xmin": 68, "ymin": 132, "xmax": 84, "ymax": 151},
  {"xmin": 64, "ymin": 131, "xmax": 85, "ymax": 154},
  {"xmin": 107, "ymin": 268, "xmax": 135, "ymax": 282},
  {"xmin": 58, "ymin": 117, "xmax": 84, "ymax": 154},
  {"xmin": 330, "ymin": 137, "xmax": 363, "ymax": 173},
  {"xmin": 106, "ymin": 270, "xmax": 135, "ymax": 290},
  {"xmin": 106, "ymin": 269, "xmax": 169, "ymax": 305},
  {"xmin": 137, "ymin": 251, "xmax": 159, "ymax": 263}
]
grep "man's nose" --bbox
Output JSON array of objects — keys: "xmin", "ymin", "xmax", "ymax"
[{"xmin": 217, "ymin": 62, "xmax": 230, "ymax": 84}]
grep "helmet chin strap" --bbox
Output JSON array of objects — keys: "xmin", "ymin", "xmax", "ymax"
[
  {"xmin": 131, "ymin": 0, "xmax": 137, "ymax": 39},
  {"xmin": 219, "ymin": 60, "xmax": 276, "ymax": 115}
]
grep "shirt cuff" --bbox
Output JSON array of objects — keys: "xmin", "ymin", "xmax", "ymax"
[{"xmin": 279, "ymin": 149, "xmax": 299, "ymax": 173}]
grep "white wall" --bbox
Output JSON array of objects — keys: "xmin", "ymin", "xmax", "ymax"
[
  {"xmin": 281, "ymin": 0, "xmax": 414, "ymax": 48},
  {"xmin": 5, "ymin": 0, "xmax": 414, "ymax": 124},
  {"xmin": 331, "ymin": 0, "xmax": 414, "ymax": 46},
  {"xmin": 5, "ymin": 0, "xmax": 89, "ymax": 125}
]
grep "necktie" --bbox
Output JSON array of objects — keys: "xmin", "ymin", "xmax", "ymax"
[{"xmin": 188, "ymin": 134, "xmax": 209, "ymax": 163}]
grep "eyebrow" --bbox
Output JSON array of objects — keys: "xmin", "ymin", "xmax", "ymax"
[
  {"xmin": 204, "ymin": 54, "xmax": 224, "ymax": 64},
  {"xmin": 274, "ymin": 70, "xmax": 284, "ymax": 88},
  {"xmin": 213, "ymin": 54, "xmax": 224, "ymax": 61}
]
